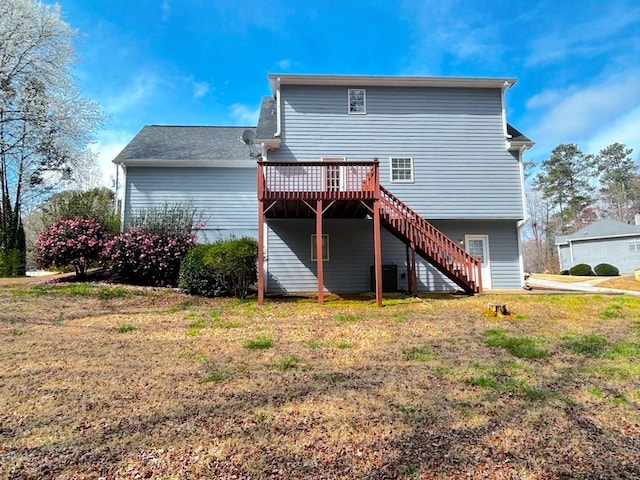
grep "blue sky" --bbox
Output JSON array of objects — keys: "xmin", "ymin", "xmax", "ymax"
[{"xmin": 58, "ymin": 0, "xmax": 640, "ymax": 186}]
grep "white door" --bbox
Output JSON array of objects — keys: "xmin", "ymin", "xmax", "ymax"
[
  {"xmin": 322, "ymin": 157, "xmax": 346, "ymax": 192},
  {"xmin": 465, "ymin": 234, "xmax": 491, "ymax": 289}
]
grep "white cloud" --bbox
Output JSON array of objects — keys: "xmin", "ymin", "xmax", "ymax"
[
  {"xmin": 526, "ymin": 70, "xmax": 640, "ymax": 157},
  {"xmin": 526, "ymin": 88, "xmax": 570, "ymax": 110},
  {"xmin": 229, "ymin": 103, "xmax": 260, "ymax": 125},
  {"xmin": 584, "ymin": 105, "xmax": 640, "ymax": 158},
  {"xmin": 90, "ymin": 130, "xmax": 136, "ymax": 188},
  {"xmin": 161, "ymin": 0, "xmax": 171, "ymax": 22},
  {"xmin": 105, "ymin": 73, "xmax": 164, "ymax": 114},
  {"xmin": 192, "ymin": 80, "xmax": 210, "ymax": 99},
  {"xmin": 275, "ymin": 58, "xmax": 292, "ymax": 70},
  {"xmin": 398, "ymin": 0, "xmax": 503, "ymax": 74},
  {"xmin": 525, "ymin": 5, "xmax": 640, "ymax": 67}
]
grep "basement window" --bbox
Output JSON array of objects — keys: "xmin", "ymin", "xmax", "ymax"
[
  {"xmin": 348, "ymin": 89, "xmax": 366, "ymax": 114},
  {"xmin": 311, "ymin": 234, "xmax": 329, "ymax": 261},
  {"xmin": 390, "ymin": 157, "xmax": 414, "ymax": 183}
]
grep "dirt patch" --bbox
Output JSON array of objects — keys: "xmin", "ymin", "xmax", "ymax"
[
  {"xmin": 598, "ymin": 274, "xmax": 640, "ymax": 292},
  {"xmin": 1, "ymin": 285, "xmax": 639, "ymax": 479}
]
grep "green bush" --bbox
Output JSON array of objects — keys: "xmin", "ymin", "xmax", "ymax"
[
  {"xmin": 569, "ymin": 263, "xmax": 594, "ymax": 276},
  {"xmin": 178, "ymin": 244, "xmax": 226, "ymax": 297},
  {"xmin": 594, "ymin": 263, "xmax": 619, "ymax": 276},
  {"xmin": 204, "ymin": 237, "xmax": 258, "ymax": 299}
]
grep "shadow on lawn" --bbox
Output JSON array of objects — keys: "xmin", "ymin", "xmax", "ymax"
[{"xmin": 4, "ymin": 360, "xmax": 639, "ymax": 479}]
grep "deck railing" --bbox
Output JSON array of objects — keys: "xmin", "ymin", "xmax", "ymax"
[{"xmin": 257, "ymin": 160, "xmax": 379, "ymax": 201}]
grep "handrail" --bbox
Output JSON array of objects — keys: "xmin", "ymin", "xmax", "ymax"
[{"xmin": 379, "ymin": 185, "xmax": 482, "ymax": 293}]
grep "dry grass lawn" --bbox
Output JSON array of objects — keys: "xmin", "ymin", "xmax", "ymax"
[{"xmin": 1, "ymin": 283, "xmax": 640, "ymax": 479}]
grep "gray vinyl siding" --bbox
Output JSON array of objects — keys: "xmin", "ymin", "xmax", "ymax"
[
  {"xmin": 431, "ymin": 220, "xmax": 522, "ymax": 289},
  {"xmin": 266, "ymin": 219, "xmax": 523, "ymax": 293},
  {"xmin": 266, "ymin": 219, "xmax": 375, "ymax": 293},
  {"xmin": 558, "ymin": 237, "xmax": 640, "ymax": 274},
  {"xmin": 124, "ymin": 166, "xmax": 257, "ymax": 242},
  {"xmin": 268, "ymin": 85, "xmax": 523, "ymax": 220}
]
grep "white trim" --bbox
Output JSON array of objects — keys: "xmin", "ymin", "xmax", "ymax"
[
  {"xmin": 269, "ymin": 74, "xmax": 516, "ymax": 92},
  {"xmin": 516, "ymin": 148, "xmax": 528, "ymax": 229},
  {"xmin": 389, "ymin": 157, "xmax": 414, "ymax": 183},
  {"xmin": 569, "ymin": 240, "xmax": 575, "ymax": 266},
  {"xmin": 263, "ymin": 222, "xmax": 269, "ymax": 293},
  {"xmin": 311, "ymin": 234, "xmax": 329, "ymax": 261},
  {"xmin": 465, "ymin": 234, "xmax": 491, "ymax": 289},
  {"xmin": 556, "ymin": 231, "xmax": 640, "ymax": 245},
  {"xmin": 119, "ymin": 163, "xmax": 127, "ymax": 230},
  {"xmin": 501, "ymin": 87, "xmax": 508, "ymax": 143},
  {"xmin": 321, "ymin": 156, "xmax": 346, "ymax": 191},
  {"xmin": 348, "ymin": 88, "xmax": 366, "ymax": 115},
  {"xmin": 516, "ymin": 221, "xmax": 525, "ymax": 287},
  {"xmin": 274, "ymin": 76, "xmax": 281, "ymax": 137}
]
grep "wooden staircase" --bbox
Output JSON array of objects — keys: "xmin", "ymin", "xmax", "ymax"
[{"xmin": 379, "ymin": 186, "xmax": 482, "ymax": 294}]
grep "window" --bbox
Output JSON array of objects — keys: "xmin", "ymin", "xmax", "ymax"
[
  {"xmin": 629, "ymin": 238, "xmax": 640, "ymax": 251},
  {"xmin": 390, "ymin": 157, "xmax": 414, "ymax": 182},
  {"xmin": 348, "ymin": 88, "xmax": 366, "ymax": 114},
  {"xmin": 311, "ymin": 234, "xmax": 329, "ymax": 261},
  {"xmin": 467, "ymin": 239, "xmax": 485, "ymax": 262}
]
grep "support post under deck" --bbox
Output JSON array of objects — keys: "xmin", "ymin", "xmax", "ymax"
[
  {"xmin": 316, "ymin": 199, "xmax": 324, "ymax": 305},
  {"xmin": 373, "ymin": 199, "xmax": 383, "ymax": 307},
  {"xmin": 257, "ymin": 200, "xmax": 265, "ymax": 305}
]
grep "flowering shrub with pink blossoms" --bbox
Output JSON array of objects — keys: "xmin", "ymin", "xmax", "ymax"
[
  {"xmin": 102, "ymin": 227, "xmax": 195, "ymax": 286},
  {"xmin": 36, "ymin": 216, "xmax": 111, "ymax": 277}
]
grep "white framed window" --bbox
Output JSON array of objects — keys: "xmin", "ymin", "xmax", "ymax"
[
  {"xmin": 629, "ymin": 238, "xmax": 640, "ymax": 251},
  {"xmin": 311, "ymin": 234, "xmax": 329, "ymax": 261},
  {"xmin": 390, "ymin": 157, "xmax": 414, "ymax": 183},
  {"xmin": 348, "ymin": 88, "xmax": 366, "ymax": 114}
]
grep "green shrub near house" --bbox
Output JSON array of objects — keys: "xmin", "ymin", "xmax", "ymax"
[
  {"xmin": 179, "ymin": 237, "xmax": 258, "ymax": 299},
  {"xmin": 569, "ymin": 263, "xmax": 594, "ymax": 276},
  {"xmin": 178, "ymin": 244, "xmax": 226, "ymax": 297},
  {"xmin": 593, "ymin": 263, "xmax": 619, "ymax": 276}
]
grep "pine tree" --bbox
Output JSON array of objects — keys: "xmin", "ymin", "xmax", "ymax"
[{"xmin": 534, "ymin": 143, "xmax": 593, "ymax": 233}]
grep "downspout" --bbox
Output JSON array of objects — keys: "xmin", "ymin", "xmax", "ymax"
[
  {"xmin": 274, "ymin": 76, "xmax": 281, "ymax": 138},
  {"xmin": 119, "ymin": 163, "xmax": 127, "ymax": 230},
  {"xmin": 568, "ymin": 239, "xmax": 574, "ymax": 268},
  {"xmin": 515, "ymin": 144, "xmax": 531, "ymax": 286},
  {"xmin": 501, "ymin": 81, "xmax": 509, "ymax": 142}
]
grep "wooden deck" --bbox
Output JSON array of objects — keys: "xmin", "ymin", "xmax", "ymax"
[{"xmin": 256, "ymin": 159, "xmax": 481, "ymax": 306}]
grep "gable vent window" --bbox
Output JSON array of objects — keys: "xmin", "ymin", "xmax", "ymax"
[
  {"xmin": 629, "ymin": 238, "xmax": 640, "ymax": 251},
  {"xmin": 390, "ymin": 157, "xmax": 414, "ymax": 183},
  {"xmin": 348, "ymin": 88, "xmax": 366, "ymax": 114}
]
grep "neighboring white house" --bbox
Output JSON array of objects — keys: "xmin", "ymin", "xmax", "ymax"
[{"xmin": 556, "ymin": 218, "xmax": 640, "ymax": 274}]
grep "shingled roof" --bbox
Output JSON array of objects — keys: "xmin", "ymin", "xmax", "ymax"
[
  {"xmin": 507, "ymin": 124, "xmax": 533, "ymax": 144},
  {"xmin": 556, "ymin": 219, "xmax": 640, "ymax": 245},
  {"xmin": 113, "ymin": 126, "xmax": 256, "ymax": 165}
]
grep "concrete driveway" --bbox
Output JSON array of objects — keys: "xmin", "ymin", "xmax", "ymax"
[{"xmin": 526, "ymin": 275, "xmax": 640, "ymax": 296}]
